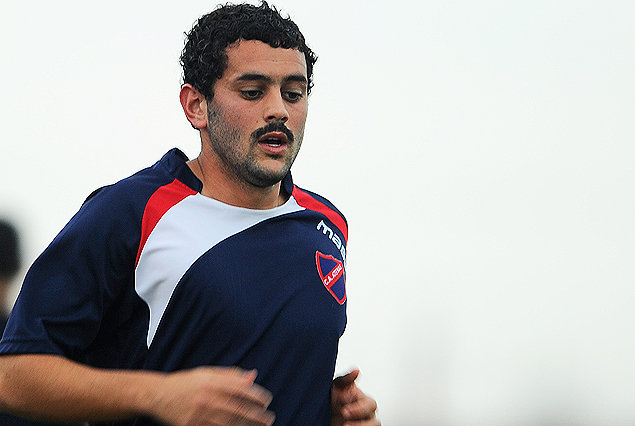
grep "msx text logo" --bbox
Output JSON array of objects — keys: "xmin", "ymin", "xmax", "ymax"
[{"xmin": 316, "ymin": 220, "xmax": 346, "ymax": 264}]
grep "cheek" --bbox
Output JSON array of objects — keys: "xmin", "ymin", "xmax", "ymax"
[
  {"xmin": 222, "ymin": 109, "xmax": 253, "ymax": 134},
  {"xmin": 290, "ymin": 105, "xmax": 308, "ymax": 132},
  {"xmin": 217, "ymin": 96, "xmax": 251, "ymax": 123}
]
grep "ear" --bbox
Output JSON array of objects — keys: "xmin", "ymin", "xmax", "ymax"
[{"xmin": 180, "ymin": 84, "xmax": 208, "ymax": 129}]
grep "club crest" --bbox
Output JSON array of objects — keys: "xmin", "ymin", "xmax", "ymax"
[{"xmin": 315, "ymin": 251, "xmax": 346, "ymax": 305}]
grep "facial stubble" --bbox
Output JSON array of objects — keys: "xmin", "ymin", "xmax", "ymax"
[{"xmin": 206, "ymin": 101, "xmax": 304, "ymax": 188}]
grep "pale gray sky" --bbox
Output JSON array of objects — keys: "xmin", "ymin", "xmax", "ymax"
[{"xmin": 1, "ymin": 1, "xmax": 634, "ymax": 425}]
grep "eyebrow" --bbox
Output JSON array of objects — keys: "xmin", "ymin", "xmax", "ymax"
[{"xmin": 236, "ymin": 73, "xmax": 308, "ymax": 85}]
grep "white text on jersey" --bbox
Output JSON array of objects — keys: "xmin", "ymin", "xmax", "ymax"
[{"xmin": 316, "ymin": 220, "xmax": 346, "ymax": 264}]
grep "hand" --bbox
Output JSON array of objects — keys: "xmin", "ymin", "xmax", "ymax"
[
  {"xmin": 331, "ymin": 369, "xmax": 380, "ymax": 426},
  {"xmin": 150, "ymin": 366, "xmax": 275, "ymax": 426}
]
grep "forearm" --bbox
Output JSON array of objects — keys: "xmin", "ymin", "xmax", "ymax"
[{"xmin": 0, "ymin": 354, "xmax": 164, "ymax": 423}]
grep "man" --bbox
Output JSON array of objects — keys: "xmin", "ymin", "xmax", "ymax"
[{"xmin": 0, "ymin": 3, "xmax": 379, "ymax": 426}]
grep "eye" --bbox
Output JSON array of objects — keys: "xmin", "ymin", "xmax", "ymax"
[
  {"xmin": 283, "ymin": 91, "xmax": 304, "ymax": 103},
  {"xmin": 241, "ymin": 90, "xmax": 263, "ymax": 100}
]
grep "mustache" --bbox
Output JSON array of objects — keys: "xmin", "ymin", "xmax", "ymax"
[{"xmin": 251, "ymin": 122, "xmax": 294, "ymax": 143}]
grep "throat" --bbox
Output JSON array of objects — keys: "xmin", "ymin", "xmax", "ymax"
[{"xmin": 187, "ymin": 157, "xmax": 287, "ymax": 209}]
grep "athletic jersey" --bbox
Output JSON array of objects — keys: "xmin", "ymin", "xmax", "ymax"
[{"xmin": 0, "ymin": 148, "xmax": 348, "ymax": 426}]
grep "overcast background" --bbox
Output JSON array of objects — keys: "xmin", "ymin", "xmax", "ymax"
[{"xmin": 1, "ymin": 1, "xmax": 634, "ymax": 425}]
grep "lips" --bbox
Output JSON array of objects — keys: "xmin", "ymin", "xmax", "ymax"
[
  {"xmin": 257, "ymin": 132, "xmax": 290, "ymax": 156},
  {"xmin": 258, "ymin": 131, "xmax": 288, "ymax": 146}
]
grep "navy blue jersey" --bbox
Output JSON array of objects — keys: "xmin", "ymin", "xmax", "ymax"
[{"xmin": 0, "ymin": 149, "xmax": 348, "ymax": 426}]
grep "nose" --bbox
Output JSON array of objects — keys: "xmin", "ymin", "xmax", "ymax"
[{"xmin": 264, "ymin": 91, "xmax": 289, "ymax": 123}]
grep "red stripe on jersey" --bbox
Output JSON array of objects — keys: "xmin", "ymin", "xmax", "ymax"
[
  {"xmin": 136, "ymin": 179, "xmax": 197, "ymax": 266},
  {"xmin": 292, "ymin": 186, "xmax": 348, "ymax": 243}
]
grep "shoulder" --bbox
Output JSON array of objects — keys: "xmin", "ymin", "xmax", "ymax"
[
  {"xmin": 292, "ymin": 185, "xmax": 345, "ymax": 219},
  {"xmin": 58, "ymin": 149, "xmax": 198, "ymax": 246},
  {"xmin": 291, "ymin": 184, "xmax": 348, "ymax": 243},
  {"xmin": 83, "ymin": 149, "xmax": 200, "ymax": 216}
]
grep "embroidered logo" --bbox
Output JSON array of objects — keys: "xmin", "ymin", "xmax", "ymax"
[{"xmin": 316, "ymin": 251, "xmax": 346, "ymax": 305}]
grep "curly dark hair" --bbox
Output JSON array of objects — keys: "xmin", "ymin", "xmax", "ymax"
[{"xmin": 180, "ymin": 1, "xmax": 318, "ymax": 99}]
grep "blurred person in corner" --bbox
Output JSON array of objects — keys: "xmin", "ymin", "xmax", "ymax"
[
  {"xmin": 0, "ymin": 219, "xmax": 20, "ymax": 333},
  {"xmin": 0, "ymin": 219, "xmax": 80, "ymax": 426}
]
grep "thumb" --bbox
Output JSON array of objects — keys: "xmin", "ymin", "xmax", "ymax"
[{"xmin": 333, "ymin": 369, "xmax": 360, "ymax": 390}]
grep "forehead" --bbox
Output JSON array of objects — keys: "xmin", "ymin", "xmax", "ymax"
[{"xmin": 223, "ymin": 39, "xmax": 307, "ymax": 81}]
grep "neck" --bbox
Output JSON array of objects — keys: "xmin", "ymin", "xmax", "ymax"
[{"xmin": 187, "ymin": 156, "xmax": 288, "ymax": 210}]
